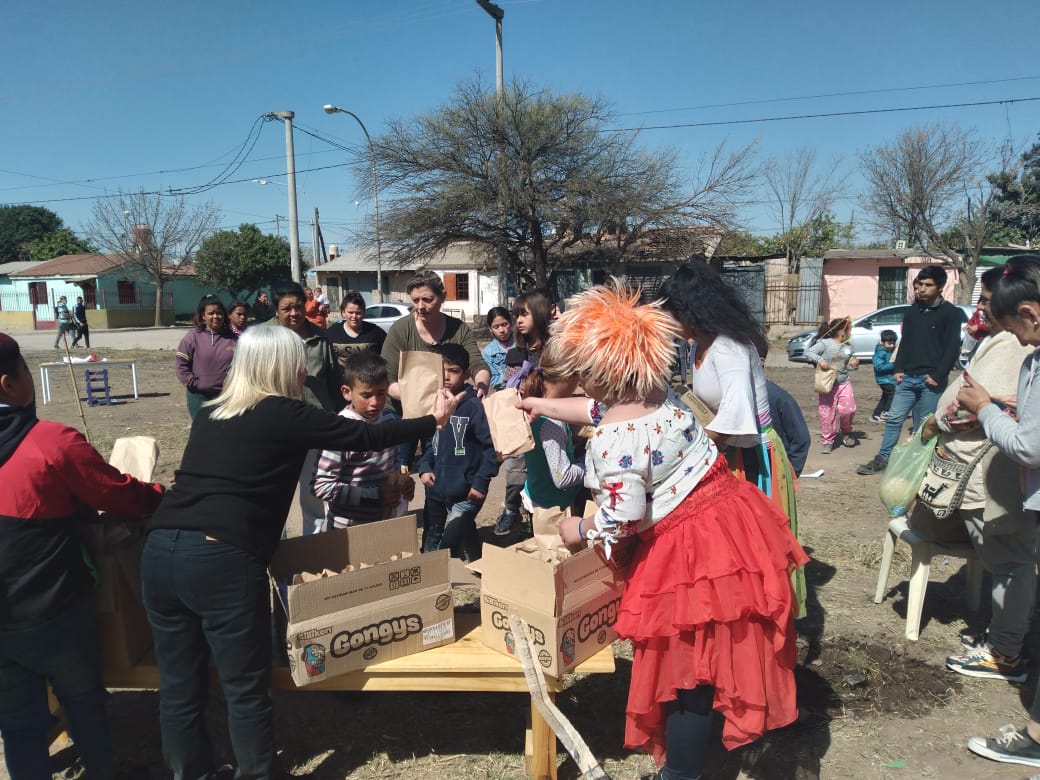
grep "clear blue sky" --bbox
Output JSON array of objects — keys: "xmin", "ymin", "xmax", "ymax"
[{"xmin": 2, "ymin": 0, "xmax": 1038, "ymax": 249}]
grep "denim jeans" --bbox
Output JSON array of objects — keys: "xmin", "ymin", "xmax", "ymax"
[
  {"xmin": 424, "ymin": 497, "xmax": 482, "ymax": 559},
  {"xmin": 877, "ymin": 374, "xmax": 945, "ymax": 460},
  {"xmin": 141, "ymin": 529, "xmax": 276, "ymax": 780},
  {"xmin": 0, "ymin": 596, "xmax": 114, "ymax": 780}
]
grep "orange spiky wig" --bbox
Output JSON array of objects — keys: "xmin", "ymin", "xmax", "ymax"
[{"xmin": 551, "ymin": 279, "xmax": 679, "ymax": 403}]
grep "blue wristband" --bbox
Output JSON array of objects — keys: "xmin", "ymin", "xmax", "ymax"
[{"xmin": 577, "ymin": 517, "xmax": 585, "ymax": 538}]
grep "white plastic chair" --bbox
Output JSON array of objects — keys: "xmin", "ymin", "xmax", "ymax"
[{"xmin": 873, "ymin": 515, "xmax": 984, "ymax": 640}]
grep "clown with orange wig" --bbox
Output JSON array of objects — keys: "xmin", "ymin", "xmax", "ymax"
[{"xmin": 527, "ymin": 281, "xmax": 808, "ymax": 778}]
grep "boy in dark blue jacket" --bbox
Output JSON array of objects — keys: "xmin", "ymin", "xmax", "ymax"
[
  {"xmin": 418, "ymin": 343, "xmax": 499, "ymax": 560},
  {"xmin": 869, "ymin": 329, "xmax": 897, "ymax": 422}
]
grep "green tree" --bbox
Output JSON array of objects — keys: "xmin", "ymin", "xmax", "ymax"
[
  {"xmin": 28, "ymin": 228, "xmax": 95, "ymax": 261},
  {"xmin": 0, "ymin": 205, "xmax": 63, "ymax": 263},
  {"xmin": 989, "ymin": 134, "xmax": 1040, "ymax": 246},
  {"xmin": 364, "ymin": 78, "xmax": 757, "ymax": 290},
  {"xmin": 194, "ymin": 223, "xmax": 291, "ymax": 298},
  {"xmin": 86, "ymin": 190, "xmax": 220, "ymax": 327}
]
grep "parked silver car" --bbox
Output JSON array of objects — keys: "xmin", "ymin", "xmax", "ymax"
[
  {"xmin": 786, "ymin": 304, "xmax": 974, "ymax": 363},
  {"xmin": 363, "ymin": 302, "xmax": 412, "ymax": 332}
]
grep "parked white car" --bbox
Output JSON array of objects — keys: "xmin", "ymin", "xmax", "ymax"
[
  {"xmin": 787, "ymin": 304, "xmax": 974, "ymax": 363},
  {"xmin": 363, "ymin": 302, "xmax": 412, "ymax": 332}
]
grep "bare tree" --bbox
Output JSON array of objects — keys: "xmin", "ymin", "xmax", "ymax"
[
  {"xmin": 87, "ymin": 191, "xmax": 220, "ymax": 326},
  {"xmin": 363, "ymin": 78, "xmax": 758, "ymax": 289},
  {"xmin": 764, "ymin": 147, "xmax": 848, "ymax": 272},
  {"xmin": 859, "ymin": 123, "xmax": 1014, "ymax": 301}
]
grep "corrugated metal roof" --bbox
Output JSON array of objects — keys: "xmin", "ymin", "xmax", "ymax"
[{"xmin": 0, "ymin": 261, "xmax": 39, "ymax": 276}]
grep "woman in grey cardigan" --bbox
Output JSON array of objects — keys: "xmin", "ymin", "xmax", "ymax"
[{"xmin": 956, "ymin": 255, "xmax": 1040, "ymax": 770}]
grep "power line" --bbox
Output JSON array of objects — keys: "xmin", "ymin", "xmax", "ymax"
[
  {"xmin": 610, "ymin": 96, "xmax": 1040, "ymax": 132},
  {"xmin": 617, "ymin": 75, "xmax": 1040, "ymax": 117}
]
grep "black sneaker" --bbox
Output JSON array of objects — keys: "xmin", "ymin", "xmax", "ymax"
[
  {"xmin": 968, "ymin": 724, "xmax": 1040, "ymax": 767},
  {"xmin": 493, "ymin": 510, "xmax": 519, "ymax": 536},
  {"xmin": 856, "ymin": 456, "xmax": 888, "ymax": 475}
]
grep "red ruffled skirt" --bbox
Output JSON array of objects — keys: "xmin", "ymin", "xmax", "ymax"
[{"xmin": 616, "ymin": 456, "xmax": 809, "ymax": 764}]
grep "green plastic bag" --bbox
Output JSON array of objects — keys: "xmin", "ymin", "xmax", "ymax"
[{"xmin": 879, "ymin": 416, "xmax": 937, "ymax": 517}]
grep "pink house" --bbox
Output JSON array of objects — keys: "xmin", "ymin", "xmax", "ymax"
[{"xmin": 821, "ymin": 249, "xmax": 960, "ymax": 320}]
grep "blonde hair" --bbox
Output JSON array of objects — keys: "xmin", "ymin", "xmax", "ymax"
[
  {"xmin": 206, "ymin": 326, "xmax": 305, "ymax": 420},
  {"xmin": 552, "ymin": 279, "xmax": 679, "ymax": 403}
]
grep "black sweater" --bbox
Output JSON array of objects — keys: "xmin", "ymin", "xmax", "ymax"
[
  {"xmin": 149, "ymin": 396, "xmax": 435, "ymax": 562},
  {"xmin": 892, "ymin": 299, "xmax": 963, "ymax": 384}
]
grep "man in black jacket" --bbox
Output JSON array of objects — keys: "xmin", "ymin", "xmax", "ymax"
[{"xmin": 858, "ymin": 266, "xmax": 964, "ymax": 475}]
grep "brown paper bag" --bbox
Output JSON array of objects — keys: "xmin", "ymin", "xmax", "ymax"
[
  {"xmin": 532, "ymin": 505, "xmax": 571, "ymax": 559},
  {"xmin": 482, "ymin": 387, "xmax": 535, "ymax": 459},
  {"xmin": 399, "ymin": 351, "xmax": 443, "ymax": 419}
]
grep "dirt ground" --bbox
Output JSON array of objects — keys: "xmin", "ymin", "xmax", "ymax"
[{"xmin": 7, "ymin": 329, "xmax": 1040, "ymax": 780}]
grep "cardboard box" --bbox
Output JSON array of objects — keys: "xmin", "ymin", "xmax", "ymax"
[
  {"xmin": 479, "ymin": 541, "xmax": 624, "ymax": 678},
  {"xmin": 92, "ymin": 532, "xmax": 153, "ymax": 669},
  {"xmin": 270, "ymin": 514, "xmax": 455, "ymax": 687}
]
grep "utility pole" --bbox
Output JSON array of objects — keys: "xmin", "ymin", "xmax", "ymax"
[
  {"xmin": 476, "ymin": 0, "xmax": 508, "ymax": 305},
  {"xmin": 265, "ymin": 110, "xmax": 302, "ymax": 284}
]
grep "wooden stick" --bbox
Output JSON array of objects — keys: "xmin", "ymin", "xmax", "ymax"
[
  {"xmin": 59, "ymin": 327, "xmax": 91, "ymax": 444},
  {"xmin": 508, "ymin": 615, "xmax": 610, "ymax": 780}
]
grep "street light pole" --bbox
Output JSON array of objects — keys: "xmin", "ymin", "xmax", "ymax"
[
  {"xmin": 476, "ymin": 0, "xmax": 504, "ymax": 95},
  {"xmin": 476, "ymin": 0, "xmax": 508, "ymax": 305},
  {"xmin": 264, "ymin": 111, "xmax": 302, "ymax": 284},
  {"xmin": 323, "ymin": 104, "xmax": 383, "ymax": 302}
]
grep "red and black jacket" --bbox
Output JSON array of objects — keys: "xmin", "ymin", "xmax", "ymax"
[{"xmin": 0, "ymin": 408, "xmax": 164, "ymax": 625}]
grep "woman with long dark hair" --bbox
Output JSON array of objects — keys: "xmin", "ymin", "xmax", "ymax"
[{"xmin": 660, "ymin": 260, "xmax": 805, "ymax": 614}]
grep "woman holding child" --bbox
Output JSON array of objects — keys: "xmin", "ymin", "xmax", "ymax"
[
  {"xmin": 141, "ymin": 326, "xmax": 459, "ymax": 780},
  {"xmin": 522, "ymin": 281, "xmax": 807, "ymax": 780}
]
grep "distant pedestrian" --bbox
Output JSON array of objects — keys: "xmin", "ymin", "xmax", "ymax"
[
  {"xmin": 53, "ymin": 296, "xmax": 74, "ymax": 349},
  {"xmin": 71, "ymin": 296, "xmax": 90, "ymax": 349},
  {"xmin": 252, "ymin": 291, "xmax": 274, "ymax": 323},
  {"xmin": 858, "ymin": 266, "xmax": 963, "ymax": 475},
  {"xmin": 806, "ymin": 316, "xmax": 859, "ymax": 453},
  {"xmin": 869, "ymin": 329, "xmax": 897, "ymax": 422}
]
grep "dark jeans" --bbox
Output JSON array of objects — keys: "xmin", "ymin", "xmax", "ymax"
[
  {"xmin": 142, "ymin": 529, "xmax": 276, "ymax": 780},
  {"xmin": 877, "ymin": 374, "xmax": 945, "ymax": 460},
  {"xmin": 424, "ymin": 496, "xmax": 482, "ymax": 560},
  {"xmin": 661, "ymin": 685, "xmax": 715, "ymax": 780},
  {"xmin": 0, "ymin": 596, "xmax": 114, "ymax": 780},
  {"xmin": 72, "ymin": 323, "xmax": 91, "ymax": 348},
  {"xmin": 871, "ymin": 383, "xmax": 895, "ymax": 418}
]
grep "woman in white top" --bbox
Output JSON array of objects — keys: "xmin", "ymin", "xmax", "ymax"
[{"xmin": 660, "ymin": 261, "xmax": 805, "ymax": 614}]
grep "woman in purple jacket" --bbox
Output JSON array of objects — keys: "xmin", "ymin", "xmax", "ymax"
[{"xmin": 175, "ymin": 294, "xmax": 237, "ymax": 418}]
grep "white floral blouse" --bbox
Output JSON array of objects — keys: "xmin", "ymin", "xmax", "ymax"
[{"xmin": 584, "ymin": 390, "xmax": 718, "ymax": 555}]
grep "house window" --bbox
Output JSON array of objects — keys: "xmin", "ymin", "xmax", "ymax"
[
  {"xmin": 83, "ymin": 285, "xmax": 97, "ymax": 307},
  {"xmin": 28, "ymin": 281, "xmax": 48, "ymax": 306},
  {"xmin": 877, "ymin": 267, "xmax": 908, "ymax": 308},
  {"xmin": 443, "ymin": 272, "xmax": 469, "ymax": 301},
  {"xmin": 117, "ymin": 281, "xmax": 136, "ymax": 305}
]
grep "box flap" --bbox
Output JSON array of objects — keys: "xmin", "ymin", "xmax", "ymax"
[
  {"xmin": 479, "ymin": 542, "xmax": 558, "ymax": 613},
  {"xmin": 270, "ymin": 514, "xmax": 417, "ymax": 581},
  {"xmin": 343, "ymin": 513, "xmax": 419, "ymax": 563},
  {"xmin": 286, "ymin": 548, "xmax": 449, "ymax": 623}
]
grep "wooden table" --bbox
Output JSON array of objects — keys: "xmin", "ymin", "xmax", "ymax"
[
  {"xmin": 38, "ymin": 359, "xmax": 139, "ymax": 404},
  {"xmin": 103, "ymin": 612, "xmax": 615, "ymax": 780}
]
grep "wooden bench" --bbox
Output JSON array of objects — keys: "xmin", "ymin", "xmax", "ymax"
[{"xmin": 102, "ymin": 612, "xmax": 616, "ymax": 780}]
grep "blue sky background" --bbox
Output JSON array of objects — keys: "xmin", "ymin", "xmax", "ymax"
[{"xmin": 2, "ymin": 0, "xmax": 1038, "ymax": 250}]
